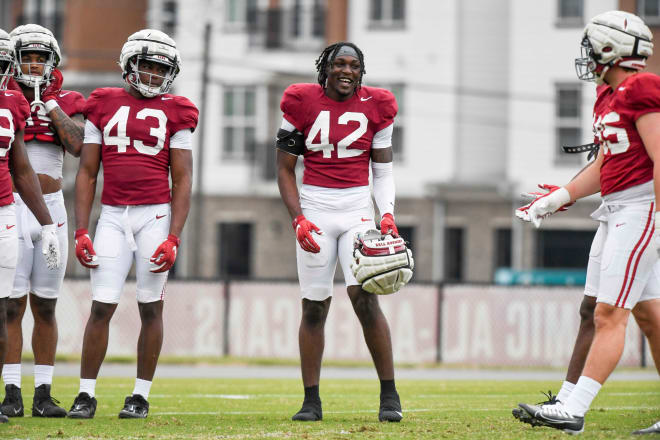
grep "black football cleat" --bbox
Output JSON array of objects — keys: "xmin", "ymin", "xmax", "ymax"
[
  {"xmin": 67, "ymin": 392, "xmax": 97, "ymax": 419},
  {"xmin": 118, "ymin": 394, "xmax": 149, "ymax": 419},
  {"xmin": 633, "ymin": 421, "xmax": 660, "ymax": 435},
  {"xmin": 379, "ymin": 392, "xmax": 403, "ymax": 422},
  {"xmin": 32, "ymin": 384, "xmax": 67, "ymax": 417},
  {"xmin": 513, "ymin": 390, "xmax": 560, "ymax": 427},
  {"xmin": 292, "ymin": 399, "xmax": 322, "ymax": 421},
  {"xmin": 0, "ymin": 385, "xmax": 23, "ymax": 417},
  {"xmin": 517, "ymin": 403, "xmax": 584, "ymax": 435}
]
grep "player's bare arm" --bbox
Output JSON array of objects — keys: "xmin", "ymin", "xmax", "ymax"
[
  {"xmin": 564, "ymin": 150, "xmax": 603, "ymax": 201},
  {"xmin": 9, "ymin": 129, "xmax": 53, "ymax": 226},
  {"xmin": 169, "ymin": 148, "xmax": 192, "ymax": 237},
  {"xmin": 48, "ymin": 110, "xmax": 84, "ymax": 157},
  {"xmin": 276, "ymin": 149, "xmax": 302, "ymax": 219},
  {"xmin": 74, "ymin": 143, "xmax": 101, "ymax": 230},
  {"xmin": 636, "ymin": 112, "xmax": 660, "ymax": 212}
]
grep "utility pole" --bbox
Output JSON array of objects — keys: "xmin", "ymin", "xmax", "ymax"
[{"xmin": 191, "ymin": 22, "xmax": 211, "ymax": 277}]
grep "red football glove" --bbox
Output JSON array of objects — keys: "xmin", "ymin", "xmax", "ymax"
[
  {"xmin": 292, "ymin": 215, "xmax": 322, "ymax": 253},
  {"xmin": 150, "ymin": 234, "xmax": 180, "ymax": 273},
  {"xmin": 380, "ymin": 213, "xmax": 399, "ymax": 237},
  {"xmin": 41, "ymin": 68, "xmax": 63, "ymax": 102},
  {"xmin": 75, "ymin": 228, "xmax": 98, "ymax": 269}
]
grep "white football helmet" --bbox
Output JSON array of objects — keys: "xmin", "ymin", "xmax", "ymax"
[
  {"xmin": 119, "ymin": 29, "xmax": 180, "ymax": 98},
  {"xmin": 10, "ymin": 24, "xmax": 61, "ymax": 87},
  {"xmin": 0, "ymin": 29, "xmax": 15, "ymax": 91},
  {"xmin": 576, "ymin": 10, "xmax": 653, "ymax": 84}
]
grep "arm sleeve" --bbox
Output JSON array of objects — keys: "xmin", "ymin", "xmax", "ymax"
[
  {"xmin": 170, "ymin": 129, "xmax": 193, "ymax": 150},
  {"xmin": 372, "ymin": 161, "xmax": 395, "ymax": 216},
  {"xmin": 372, "ymin": 123, "xmax": 393, "ymax": 149},
  {"xmin": 83, "ymin": 120, "xmax": 102, "ymax": 144}
]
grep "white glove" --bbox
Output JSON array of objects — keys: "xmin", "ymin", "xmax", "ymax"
[
  {"xmin": 516, "ymin": 187, "xmax": 572, "ymax": 228},
  {"xmin": 41, "ymin": 224, "xmax": 61, "ymax": 270}
]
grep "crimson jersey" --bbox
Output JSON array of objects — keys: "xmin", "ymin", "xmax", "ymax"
[
  {"xmin": 594, "ymin": 73, "xmax": 660, "ymax": 195},
  {"xmin": 85, "ymin": 88, "xmax": 198, "ymax": 205},
  {"xmin": 25, "ymin": 90, "xmax": 85, "ymax": 144},
  {"xmin": 280, "ymin": 84, "xmax": 397, "ymax": 188},
  {"xmin": 0, "ymin": 91, "xmax": 30, "ymax": 206}
]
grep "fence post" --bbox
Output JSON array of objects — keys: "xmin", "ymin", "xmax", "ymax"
[
  {"xmin": 435, "ymin": 282, "xmax": 444, "ymax": 363},
  {"xmin": 222, "ymin": 278, "xmax": 231, "ymax": 356}
]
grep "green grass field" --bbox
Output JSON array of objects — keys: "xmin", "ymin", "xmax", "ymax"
[{"xmin": 2, "ymin": 377, "xmax": 659, "ymax": 439}]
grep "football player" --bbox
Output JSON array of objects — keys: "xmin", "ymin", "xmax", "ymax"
[
  {"xmin": 513, "ymin": 11, "xmax": 660, "ymax": 434},
  {"xmin": 276, "ymin": 42, "xmax": 403, "ymax": 422},
  {"xmin": 0, "ymin": 27, "xmax": 61, "ymax": 423},
  {"xmin": 0, "ymin": 24, "xmax": 85, "ymax": 419},
  {"xmin": 67, "ymin": 29, "xmax": 197, "ymax": 419}
]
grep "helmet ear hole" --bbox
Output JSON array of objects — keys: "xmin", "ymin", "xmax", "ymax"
[{"xmin": 603, "ymin": 46, "xmax": 612, "ymax": 53}]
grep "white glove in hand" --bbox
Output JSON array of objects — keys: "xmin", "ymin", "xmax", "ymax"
[
  {"xmin": 524, "ymin": 187, "xmax": 572, "ymax": 229},
  {"xmin": 41, "ymin": 224, "xmax": 61, "ymax": 270}
]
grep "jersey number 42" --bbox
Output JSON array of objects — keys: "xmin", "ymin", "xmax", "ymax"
[{"xmin": 306, "ymin": 110, "xmax": 368, "ymax": 158}]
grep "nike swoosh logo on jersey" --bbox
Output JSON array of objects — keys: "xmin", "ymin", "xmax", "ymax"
[
  {"xmin": 4, "ymin": 93, "xmax": 12, "ymax": 97},
  {"xmin": 59, "ymin": 92, "xmax": 71, "ymax": 97},
  {"xmin": 58, "ymin": 222, "xmax": 66, "ymax": 227},
  {"xmin": 6, "ymin": 224, "xmax": 14, "ymax": 229},
  {"xmin": 360, "ymin": 96, "xmax": 372, "ymax": 101},
  {"xmin": 156, "ymin": 214, "xmax": 167, "ymax": 219},
  {"xmin": 162, "ymin": 97, "xmax": 173, "ymax": 100}
]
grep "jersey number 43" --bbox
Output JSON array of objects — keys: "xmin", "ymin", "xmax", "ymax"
[
  {"xmin": 104, "ymin": 105, "xmax": 167, "ymax": 156},
  {"xmin": 306, "ymin": 110, "xmax": 368, "ymax": 158}
]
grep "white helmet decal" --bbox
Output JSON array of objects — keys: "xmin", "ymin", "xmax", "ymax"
[
  {"xmin": 576, "ymin": 10, "xmax": 653, "ymax": 84},
  {"xmin": 119, "ymin": 29, "xmax": 181, "ymax": 98},
  {"xmin": 0, "ymin": 29, "xmax": 15, "ymax": 91},
  {"xmin": 10, "ymin": 24, "xmax": 61, "ymax": 88}
]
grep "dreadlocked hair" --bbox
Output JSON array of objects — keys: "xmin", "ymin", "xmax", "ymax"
[{"xmin": 315, "ymin": 42, "xmax": 366, "ymax": 90}]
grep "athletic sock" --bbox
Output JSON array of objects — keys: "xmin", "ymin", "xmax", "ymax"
[
  {"xmin": 380, "ymin": 379, "xmax": 397, "ymax": 395},
  {"xmin": 556, "ymin": 380, "xmax": 575, "ymax": 403},
  {"xmin": 303, "ymin": 385, "xmax": 320, "ymax": 403},
  {"xmin": 132, "ymin": 378, "xmax": 152, "ymax": 400},
  {"xmin": 563, "ymin": 376, "xmax": 601, "ymax": 417},
  {"xmin": 2, "ymin": 364, "xmax": 21, "ymax": 388},
  {"xmin": 34, "ymin": 365, "xmax": 54, "ymax": 388},
  {"xmin": 79, "ymin": 379, "xmax": 96, "ymax": 398}
]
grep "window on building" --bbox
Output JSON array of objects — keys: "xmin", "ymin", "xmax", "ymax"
[
  {"xmin": 218, "ymin": 222, "xmax": 252, "ymax": 278},
  {"xmin": 535, "ymin": 230, "xmax": 593, "ymax": 269},
  {"xmin": 0, "ymin": 0, "xmax": 12, "ymax": 30},
  {"xmin": 445, "ymin": 227, "xmax": 464, "ymax": 282},
  {"xmin": 555, "ymin": 83, "xmax": 582, "ymax": 165},
  {"xmin": 224, "ymin": 0, "xmax": 257, "ymax": 29},
  {"xmin": 556, "ymin": 0, "xmax": 583, "ymax": 27},
  {"xmin": 494, "ymin": 228, "xmax": 512, "ymax": 269},
  {"xmin": 162, "ymin": 0, "xmax": 177, "ymax": 36},
  {"xmin": 289, "ymin": 0, "xmax": 325, "ymax": 45},
  {"xmin": 222, "ymin": 86, "xmax": 257, "ymax": 161},
  {"xmin": 638, "ymin": 0, "xmax": 660, "ymax": 24},
  {"xmin": 17, "ymin": 0, "xmax": 65, "ymax": 43},
  {"xmin": 370, "ymin": 0, "xmax": 405, "ymax": 28}
]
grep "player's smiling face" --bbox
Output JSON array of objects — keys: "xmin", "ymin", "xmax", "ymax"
[{"xmin": 325, "ymin": 55, "xmax": 361, "ymax": 102}]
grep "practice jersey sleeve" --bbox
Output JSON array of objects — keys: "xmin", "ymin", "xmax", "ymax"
[
  {"xmin": 623, "ymin": 73, "xmax": 660, "ymax": 120},
  {"xmin": 58, "ymin": 90, "xmax": 86, "ymax": 117},
  {"xmin": 170, "ymin": 96, "xmax": 199, "ymax": 134},
  {"xmin": 280, "ymin": 84, "xmax": 306, "ymax": 131},
  {"xmin": 372, "ymin": 88, "xmax": 398, "ymax": 133},
  {"xmin": 84, "ymin": 88, "xmax": 106, "ymax": 129},
  {"xmin": 14, "ymin": 93, "xmax": 30, "ymax": 132}
]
